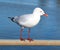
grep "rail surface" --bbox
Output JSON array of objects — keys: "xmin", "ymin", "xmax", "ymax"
[{"xmin": 0, "ymin": 39, "xmax": 60, "ymax": 46}]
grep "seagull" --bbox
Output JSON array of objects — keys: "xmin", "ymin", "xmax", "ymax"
[{"xmin": 8, "ymin": 7, "xmax": 48, "ymax": 41}]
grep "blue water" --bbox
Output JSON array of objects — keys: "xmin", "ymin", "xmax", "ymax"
[{"xmin": 0, "ymin": 0, "xmax": 60, "ymax": 50}]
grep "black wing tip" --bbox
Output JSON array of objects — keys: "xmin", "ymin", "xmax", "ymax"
[{"xmin": 8, "ymin": 17, "xmax": 11, "ymax": 19}]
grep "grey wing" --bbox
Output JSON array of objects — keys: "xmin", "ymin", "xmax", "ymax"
[
  {"xmin": 14, "ymin": 14, "xmax": 33, "ymax": 26},
  {"xmin": 18, "ymin": 14, "xmax": 32, "ymax": 22}
]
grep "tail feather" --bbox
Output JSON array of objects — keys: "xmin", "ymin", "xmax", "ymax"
[{"xmin": 8, "ymin": 17, "xmax": 14, "ymax": 22}]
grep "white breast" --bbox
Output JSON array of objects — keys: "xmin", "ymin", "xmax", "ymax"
[{"xmin": 28, "ymin": 16, "xmax": 40, "ymax": 27}]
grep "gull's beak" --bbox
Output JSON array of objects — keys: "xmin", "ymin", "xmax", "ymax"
[{"xmin": 43, "ymin": 14, "xmax": 48, "ymax": 17}]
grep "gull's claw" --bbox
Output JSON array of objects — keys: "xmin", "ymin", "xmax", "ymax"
[
  {"xmin": 20, "ymin": 38, "xmax": 25, "ymax": 41},
  {"xmin": 27, "ymin": 38, "xmax": 33, "ymax": 42}
]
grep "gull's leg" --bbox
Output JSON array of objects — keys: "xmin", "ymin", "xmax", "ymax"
[
  {"xmin": 27, "ymin": 28, "xmax": 33, "ymax": 41},
  {"xmin": 20, "ymin": 27, "xmax": 25, "ymax": 41}
]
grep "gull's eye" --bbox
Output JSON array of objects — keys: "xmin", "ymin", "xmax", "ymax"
[{"xmin": 40, "ymin": 11, "xmax": 42, "ymax": 12}]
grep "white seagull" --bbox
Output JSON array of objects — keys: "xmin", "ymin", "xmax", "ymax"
[{"xmin": 8, "ymin": 7, "xmax": 48, "ymax": 41}]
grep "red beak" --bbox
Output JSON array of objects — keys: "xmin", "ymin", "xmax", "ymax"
[{"xmin": 43, "ymin": 14, "xmax": 48, "ymax": 17}]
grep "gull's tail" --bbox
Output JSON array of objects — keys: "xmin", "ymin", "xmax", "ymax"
[{"xmin": 8, "ymin": 17, "xmax": 15, "ymax": 22}]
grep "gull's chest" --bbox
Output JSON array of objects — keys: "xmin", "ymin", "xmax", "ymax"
[{"xmin": 28, "ymin": 17, "xmax": 40, "ymax": 25}]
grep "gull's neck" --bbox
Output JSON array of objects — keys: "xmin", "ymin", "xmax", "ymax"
[{"xmin": 33, "ymin": 11, "xmax": 41, "ymax": 18}]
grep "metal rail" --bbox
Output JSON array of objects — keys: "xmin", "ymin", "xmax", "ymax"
[{"xmin": 0, "ymin": 39, "xmax": 60, "ymax": 46}]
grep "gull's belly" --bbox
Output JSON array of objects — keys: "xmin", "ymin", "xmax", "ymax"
[
  {"xmin": 25, "ymin": 20, "xmax": 40, "ymax": 27},
  {"xmin": 19, "ymin": 17, "xmax": 40, "ymax": 27}
]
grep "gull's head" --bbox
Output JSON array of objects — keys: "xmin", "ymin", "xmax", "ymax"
[{"xmin": 33, "ymin": 7, "xmax": 48, "ymax": 17}]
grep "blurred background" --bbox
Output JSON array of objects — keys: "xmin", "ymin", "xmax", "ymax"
[{"xmin": 0, "ymin": 0, "xmax": 60, "ymax": 50}]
